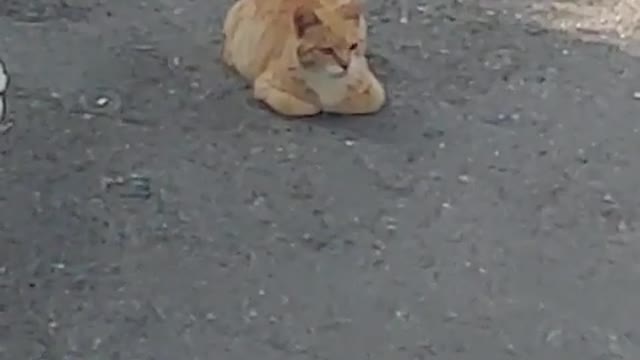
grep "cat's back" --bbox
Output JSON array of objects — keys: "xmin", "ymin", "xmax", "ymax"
[{"xmin": 222, "ymin": 0, "xmax": 295, "ymax": 81}]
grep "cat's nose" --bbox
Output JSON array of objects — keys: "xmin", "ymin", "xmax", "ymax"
[{"xmin": 336, "ymin": 58, "xmax": 350, "ymax": 70}]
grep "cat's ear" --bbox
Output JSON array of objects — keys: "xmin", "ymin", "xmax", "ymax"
[
  {"xmin": 293, "ymin": 6, "xmax": 320, "ymax": 37},
  {"xmin": 339, "ymin": 0, "xmax": 363, "ymax": 20}
]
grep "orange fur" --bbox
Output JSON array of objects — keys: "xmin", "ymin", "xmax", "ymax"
[{"xmin": 222, "ymin": 0, "xmax": 385, "ymax": 117}]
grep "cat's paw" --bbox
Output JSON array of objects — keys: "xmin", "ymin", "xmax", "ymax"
[
  {"xmin": 254, "ymin": 77, "xmax": 320, "ymax": 117},
  {"xmin": 362, "ymin": 75, "xmax": 385, "ymax": 113},
  {"xmin": 325, "ymin": 73, "xmax": 385, "ymax": 115}
]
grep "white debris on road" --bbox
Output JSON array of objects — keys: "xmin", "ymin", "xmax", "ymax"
[
  {"xmin": 399, "ymin": 0, "xmax": 410, "ymax": 23},
  {"xmin": 0, "ymin": 60, "xmax": 8, "ymax": 122}
]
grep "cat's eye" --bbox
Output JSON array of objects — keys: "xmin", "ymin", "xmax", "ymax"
[
  {"xmin": 349, "ymin": 43, "xmax": 358, "ymax": 50},
  {"xmin": 319, "ymin": 48, "xmax": 334, "ymax": 55}
]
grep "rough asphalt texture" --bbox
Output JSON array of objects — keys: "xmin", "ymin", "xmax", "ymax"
[{"xmin": 2, "ymin": 0, "xmax": 640, "ymax": 359}]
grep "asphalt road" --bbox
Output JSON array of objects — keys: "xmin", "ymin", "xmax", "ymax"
[{"xmin": 2, "ymin": 0, "xmax": 640, "ymax": 359}]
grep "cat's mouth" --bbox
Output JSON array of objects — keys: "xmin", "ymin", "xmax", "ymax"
[{"xmin": 325, "ymin": 65, "xmax": 349, "ymax": 78}]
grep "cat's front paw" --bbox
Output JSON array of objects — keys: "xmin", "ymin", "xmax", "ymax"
[
  {"xmin": 253, "ymin": 77, "xmax": 320, "ymax": 117},
  {"xmin": 325, "ymin": 73, "xmax": 385, "ymax": 115}
]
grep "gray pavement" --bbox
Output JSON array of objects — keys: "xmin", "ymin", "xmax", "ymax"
[{"xmin": 2, "ymin": 0, "xmax": 640, "ymax": 359}]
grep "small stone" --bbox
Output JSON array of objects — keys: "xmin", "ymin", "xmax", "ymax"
[
  {"xmin": 380, "ymin": 215, "xmax": 398, "ymax": 232},
  {"xmin": 79, "ymin": 89, "xmax": 122, "ymax": 115},
  {"xmin": 457, "ymin": 175, "xmax": 471, "ymax": 184},
  {"xmin": 504, "ymin": 343, "xmax": 517, "ymax": 355},
  {"xmin": 603, "ymin": 193, "xmax": 616, "ymax": 204},
  {"xmin": 607, "ymin": 333, "xmax": 624, "ymax": 357},
  {"xmin": 617, "ymin": 220, "xmax": 628, "ymax": 233},
  {"xmin": 444, "ymin": 311, "xmax": 459, "ymax": 322},
  {"xmin": 399, "ymin": 0, "xmax": 409, "ymax": 23},
  {"xmin": 633, "ymin": 91, "xmax": 640, "ymax": 99},
  {"xmin": 395, "ymin": 309, "xmax": 410, "ymax": 321},
  {"xmin": 372, "ymin": 239, "xmax": 386, "ymax": 251},
  {"xmin": 545, "ymin": 329, "xmax": 563, "ymax": 347},
  {"xmin": 95, "ymin": 97, "xmax": 109, "ymax": 107},
  {"xmin": 250, "ymin": 147, "xmax": 263, "ymax": 154},
  {"xmin": 0, "ymin": 121, "xmax": 13, "ymax": 135}
]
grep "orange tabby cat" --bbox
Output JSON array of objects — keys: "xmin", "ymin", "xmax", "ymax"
[{"xmin": 222, "ymin": 0, "xmax": 385, "ymax": 117}]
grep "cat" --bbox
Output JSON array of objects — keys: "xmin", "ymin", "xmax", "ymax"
[{"xmin": 222, "ymin": 0, "xmax": 385, "ymax": 117}]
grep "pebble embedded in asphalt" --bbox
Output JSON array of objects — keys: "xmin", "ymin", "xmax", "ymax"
[{"xmin": 0, "ymin": 59, "xmax": 8, "ymax": 122}]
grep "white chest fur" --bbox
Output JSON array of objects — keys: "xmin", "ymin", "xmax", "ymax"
[
  {"xmin": 301, "ymin": 56, "xmax": 368, "ymax": 107},
  {"xmin": 304, "ymin": 72, "xmax": 349, "ymax": 107}
]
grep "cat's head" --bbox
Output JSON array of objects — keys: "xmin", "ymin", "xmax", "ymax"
[{"xmin": 293, "ymin": 0, "xmax": 364, "ymax": 78}]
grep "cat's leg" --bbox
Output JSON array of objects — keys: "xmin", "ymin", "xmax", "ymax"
[
  {"xmin": 253, "ymin": 72, "xmax": 321, "ymax": 117},
  {"xmin": 326, "ymin": 70, "xmax": 385, "ymax": 115}
]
